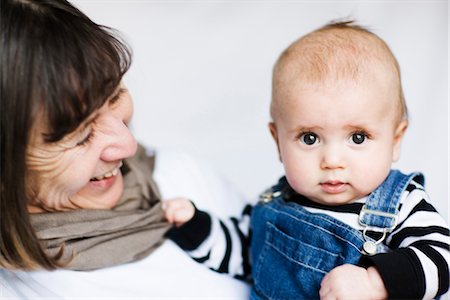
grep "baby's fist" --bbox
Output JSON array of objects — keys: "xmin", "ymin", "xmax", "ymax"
[{"xmin": 162, "ymin": 197, "xmax": 195, "ymax": 227}]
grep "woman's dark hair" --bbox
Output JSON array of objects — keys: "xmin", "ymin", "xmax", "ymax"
[{"xmin": 0, "ymin": 0, "xmax": 132, "ymax": 269}]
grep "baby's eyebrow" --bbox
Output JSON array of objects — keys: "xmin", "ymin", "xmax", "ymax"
[
  {"xmin": 289, "ymin": 125, "xmax": 323, "ymax": 133},
  {"xmin": 343, "ymin": 124, "xmax": 372, "ymax": 131}
]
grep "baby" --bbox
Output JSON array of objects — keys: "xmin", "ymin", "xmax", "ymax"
[{"xmin": 163, "ymin": 21, "xmax": 449, "ymax": 299}]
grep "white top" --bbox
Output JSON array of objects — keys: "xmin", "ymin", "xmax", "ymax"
[{"xmin": 1, "ymin": 148, "xmax": 251, "ymax": 299}]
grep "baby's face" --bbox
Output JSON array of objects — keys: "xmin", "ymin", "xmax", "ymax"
[{"xmin": 270, "ymin": 78, "xmax": 407, "ymax": 205}]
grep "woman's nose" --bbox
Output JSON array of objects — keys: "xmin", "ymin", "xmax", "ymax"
[
  {"xmin": 320, "ymin": 144, "xmax": 345, "ymax": 170},
  {"xmin": 100, "ymin": 118, "xmax": 137, "ymax": 162}
]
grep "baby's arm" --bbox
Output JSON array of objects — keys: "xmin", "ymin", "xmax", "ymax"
[
  {"xmin": 363, "ymin": 185, "xmax": 449, "ymax": 299},
  {"xmin": 319, "ymin": 264, "xmax": 387, "ymax": 300},
  {"xmin": 163, "ymin": 198, "xmax": 253, "ymax": 280}
]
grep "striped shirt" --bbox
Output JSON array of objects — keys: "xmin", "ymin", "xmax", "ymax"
[{"xmin": 168, "ymin": 178, "xmax": 449, "ymax": 299}]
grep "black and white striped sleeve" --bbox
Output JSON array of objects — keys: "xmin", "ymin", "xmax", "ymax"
[
  {"xmin": 361, "ymin": 180, "xmax": 450, "ymax": 299},
  {"xmin": 166, "ymin": 204, "xmax": 253, "ymax": 281}
]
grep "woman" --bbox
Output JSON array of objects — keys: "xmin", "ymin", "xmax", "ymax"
[
  {"xmin": 1, "ymin": 2, "xmax": 250, "ymax": 297},
  {"xmin": 1, "ymin": 0, "xmax": 172, "ymax": 271}
]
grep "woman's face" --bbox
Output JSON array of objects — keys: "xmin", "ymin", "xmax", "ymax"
[{"xmin": 26, "ymin": 84, "xmax": 137, "ymax": 212}]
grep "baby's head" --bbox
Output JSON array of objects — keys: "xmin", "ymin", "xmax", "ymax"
[{"xmin": 269, "ymin": 21, "xmax": 409, "ymax": 205}]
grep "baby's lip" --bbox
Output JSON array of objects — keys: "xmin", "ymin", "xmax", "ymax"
[
  {"xmin": 321, "ymin": 180, "xmax": 345, "ymax": 185},
  {"xmin": 320, "ymin": 180, "xmax": 348, "ymax": 194}
]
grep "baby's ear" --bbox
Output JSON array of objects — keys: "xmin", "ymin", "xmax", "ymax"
[
  {"xmin": 268, "ymin": 122, "xmax": 278, "ymax": 142},
  {"xmin": 392, "ymin": 120, "xmax": 408, "ymax": 162},
  {"xmin": 268, "ymin": 122, "xmax": 282, "ymax": 162}
]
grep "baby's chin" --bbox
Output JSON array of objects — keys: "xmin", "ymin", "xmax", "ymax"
[{"xmin": 307, "ymin": 192, "xmax": 363, "ymax": 206}]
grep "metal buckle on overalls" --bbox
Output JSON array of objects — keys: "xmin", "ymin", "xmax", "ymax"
[
  {"xmin": 359, "ymin": 206, "xmax": 398, "ymax": 255},
  {"xmin": 259, "ymin": 190, "xmax": 282, "ymax": 203},
  {"xmin": 359, "ymin": 207, "xmax": 399, "ymax": 231}
]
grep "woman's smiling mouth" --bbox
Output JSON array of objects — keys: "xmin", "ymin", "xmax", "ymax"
[{"xmin": 90, "ymin": 162, "xmax": 123, "ymax": 182}]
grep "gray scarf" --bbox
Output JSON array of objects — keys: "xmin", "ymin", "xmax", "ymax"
[{"xmin": 30, "ymin": 145, "xmax": 171, "ymax": 271}]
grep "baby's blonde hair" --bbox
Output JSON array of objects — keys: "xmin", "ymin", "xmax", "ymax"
[{"xmin": 271, "ymin": 20, "xmax": 407, "ymax": 124}]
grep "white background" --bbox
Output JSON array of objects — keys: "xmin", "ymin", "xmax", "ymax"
[{"xmin": 73, "ymin": 0, "xmax": 448, "ymax": 221}]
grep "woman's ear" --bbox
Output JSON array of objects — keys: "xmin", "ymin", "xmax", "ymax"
[
  {"xmin": 268, "ymin": 122, "xmax": 282, "ymax": 162},
  {"xmin": 392, "ymin": 120, "xmax": 408, "ymax": 162}
]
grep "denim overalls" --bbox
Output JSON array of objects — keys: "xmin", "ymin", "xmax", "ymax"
[{"xmin": 250, "ymin": 170, "xmax": 423, "ymax": 300}]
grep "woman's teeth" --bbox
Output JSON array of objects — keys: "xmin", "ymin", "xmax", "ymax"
[{"xmin": 90, "ymin": 163, "xmax": 122, "ymax": 181}]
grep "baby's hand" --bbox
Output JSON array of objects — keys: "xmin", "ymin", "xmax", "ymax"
[
  {"xmin": 319, "ymin": 264, "xmax": 387, "ymax": 300},
  {"xmin": 162, "ymin": 197, "xmax": 195, "ymax": 227}
]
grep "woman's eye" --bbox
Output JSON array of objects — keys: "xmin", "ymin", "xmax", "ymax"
[
  {"xmin": 76, "ymin": 130, "xmax": 95, "ymax": 146},
  {"xmin": 351, "ymin": 133, "xmax": 366, "ymax": 144},
  {"xmin": 300, "ymin": 132, "xmax": 319, "ymax": 145},
  {"xmin": 109, "ymin": 88, "xmax": 126, "ymax": 105}
]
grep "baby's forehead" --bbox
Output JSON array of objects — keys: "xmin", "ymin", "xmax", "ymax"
[
  {"xmin": 271, "ymin": 73, "xmax": 402, "ymax": 125},
  {"xmin": 277, "ymin": 28, "xmax": 398, "ymax": 84}
]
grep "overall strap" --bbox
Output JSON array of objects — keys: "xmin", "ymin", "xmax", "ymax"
[{"xmin": 358, "ymin": 169, "xmax": 424, "ymax": 254}]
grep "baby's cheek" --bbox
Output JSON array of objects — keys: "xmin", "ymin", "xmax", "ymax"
[
  {"xmin": 285, "ymin": 174, "xmax": 307, "ymax": 195},
  {"xmin": 284, "ymin": 160, "xmax": 311, "ymax": 185}
]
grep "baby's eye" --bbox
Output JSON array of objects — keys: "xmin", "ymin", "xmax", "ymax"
[
  {"xmin": 350, "ymin": 132, "xmax": 366, "ymax": 145},
  {"xmin": 300, "ymin": 132, "xmax": 319, "ymax": 145}
]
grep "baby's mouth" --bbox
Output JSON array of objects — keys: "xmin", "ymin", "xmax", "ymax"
[
  {"xmin": 90, "ymin": 162, "xmax": 123, "ymax": 182},
  {"xmin": 320, "ymin": 180, "xmax": 348, "ymax": 194}
]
